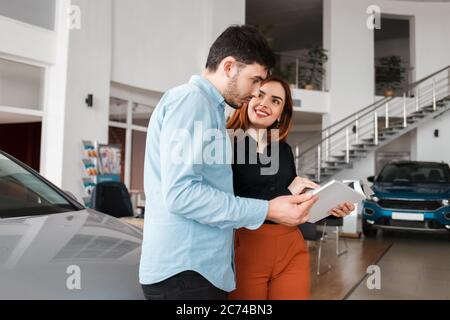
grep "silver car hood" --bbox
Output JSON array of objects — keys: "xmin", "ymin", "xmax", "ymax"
[{"xmin": 0, "ymin": 209, "xmax": 145, "ymax": 299}]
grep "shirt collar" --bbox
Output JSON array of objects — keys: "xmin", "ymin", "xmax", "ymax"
[{"xmin": 189, "ymin": 75, "xmax": 225, "ymax": 109}]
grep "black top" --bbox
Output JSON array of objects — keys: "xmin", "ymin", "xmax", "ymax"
[{"xmin": 232, "ymin": 135, "xmax": 296, "ymax": 224}]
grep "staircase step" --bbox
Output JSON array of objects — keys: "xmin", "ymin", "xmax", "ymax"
[
  {"xmin": 352, "ymin": 143, "xmax": 366, "ymax": 148},
  {"xmin": 379, "ymin": 130, "xmax": 398, "ymax": 136},
  {"xmin": 322, "ymin": 166, "xmax": 341, "ymax": 171},
  {"xmin": 325, "ymin": 159, "xmax": 346, "ymax": 164},
  {"xmin": 325, "ymin": 160, "xmax": 352, "ymax": 167},
  {"xmin": 422, "ymin": 105, "xmax": 444, "ymax": 112},
  {"xmin": 377, "ymin": 135, "xmax": 388, "ymax": 140},
  {"xmin": 379, "ymin": 128, "xmax": 402, "ymax": 135},
  {"xmin": 320, "ymin": 168, "xmax": 341, "ymax": 174},
  {"xmin": 305, "ymin": 172, "xmax": 333, "ymax": 180},
  {"xmin": 342, "ymin": 149, "xmax": 368, "ymax": 155},
  {"xmin": 331, "ymin": 154, "xmax": 362, "ymax": 161}
]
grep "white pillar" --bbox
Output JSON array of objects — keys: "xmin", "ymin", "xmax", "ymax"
[{"xmin": 40, "ymin": 0, "xmax": 71, "ymax": 187}]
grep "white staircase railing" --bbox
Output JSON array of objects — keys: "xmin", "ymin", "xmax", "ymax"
[{"xmin": 293, "ymin": 65, "xmax": 450, "ymax": 182}]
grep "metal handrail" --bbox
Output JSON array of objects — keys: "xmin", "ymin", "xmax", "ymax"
[
  {"xmin": 299, "ymin": 64, "xmax": 450, "ymax": 140},
  {"xmin": 296, "ymin": 65, "xmax": 450, "ymax": 156},
  {"xmin": 294, "ymin": 65, "xmax": 450, "ymax": 180}
]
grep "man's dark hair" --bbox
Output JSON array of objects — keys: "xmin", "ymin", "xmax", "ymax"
[{"xmin": 205, "ymin": 25, "xmax": 275, "ymax": 72}]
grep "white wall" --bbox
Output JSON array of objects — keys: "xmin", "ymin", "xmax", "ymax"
[
  {"xmin": 333, "ymin": 152, "xmax": 376, "ymax": 184},
  {"xmin": 60, "ymin": 0, "xmax": 113, "ymax": 200},
  {"xmin": 322, "ymin": 0, "xmax": 450, "ymax": 178},
  {"xmin": 111, "ymin": 0, "xmax": 245, "ymax": 93},
  {"xmin": 324, "ymin": 0, "xmax": 450, "ymax": 126},
  {"xmin": 416, "ymin": 111, "xmax": 450, "ymax": 164},
  {"xmin": 323, "ymin": 0, "xmax": 376, "ymax": 127},
  {"xmin": 39, "ymin": 0, "xmax": 70, "ymax": 188},
  {"xmin": 292, "ymin": 88, "xmax": 330, "ymax": 114}
]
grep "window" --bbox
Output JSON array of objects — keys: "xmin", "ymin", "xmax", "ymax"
[
  {"xmin": 0, "ymin": 152, "xmax": 80, "ymax": 218},
  {"xmin": 378, "ymin": 163, "xmax": 450, "ymax": 184},
  {"xmin": 0, "ymin": 0, "xmax": 56, "ymax": 30},
  {"xmin": 108, "ymin": 98, "xmax": 154, "ymax": 193}
]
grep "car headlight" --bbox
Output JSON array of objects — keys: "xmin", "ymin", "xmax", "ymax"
[
  {"xmin": 368, "ymin": 195, "xmax": 379, "ymax": 203},
  {"xmin": 442, "ymin": 199, "xmax": 450, "ymax": 206}
]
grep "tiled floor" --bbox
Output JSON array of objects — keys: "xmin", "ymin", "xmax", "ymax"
[{"xmin": 346, "ymin": 230, "xmax": 450, "ymax": 300}]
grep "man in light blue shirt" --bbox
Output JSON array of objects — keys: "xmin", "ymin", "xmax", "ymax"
[{"xmin": 139, "ymin": 25, "xmax": 317, "ymax": 300}]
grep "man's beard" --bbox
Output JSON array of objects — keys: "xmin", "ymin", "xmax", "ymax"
[{"xmin": 223, "ymin": 74, "xmax": 245, "ymax": 109}]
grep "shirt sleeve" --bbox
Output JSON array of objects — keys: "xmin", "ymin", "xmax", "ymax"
[{"xmin": 159, "ymin": 91, "xmax": 268, "ymax": 230}]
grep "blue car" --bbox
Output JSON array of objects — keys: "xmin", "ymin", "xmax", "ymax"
[{"xmin": 362, "ymin": 161, "xmax": 450, "ymax": 237}]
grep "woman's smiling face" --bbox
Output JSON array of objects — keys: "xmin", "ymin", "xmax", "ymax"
[{"xmin": 247, "ymin": 81, "xmax": 286, "ymax": 129}]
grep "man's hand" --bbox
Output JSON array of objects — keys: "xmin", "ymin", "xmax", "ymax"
[
  {"xmin": 267, "ymin": 194, "xmax": 319, "ymax": 227},
  {"xmin": 329, "ymin": 202, "xmax": 355, "ymax": 217}
]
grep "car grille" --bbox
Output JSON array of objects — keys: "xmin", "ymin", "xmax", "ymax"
[
  {"xmin": 378, "ymin": 199, "xmax": 442, "ymax": 211},
  {"xmin": 389, "ymin": 220, "xmax": 427, "ymax": 229},
  {"xmin": 375, "ymin": 218, "xmax": 444, "ymax": 229}
]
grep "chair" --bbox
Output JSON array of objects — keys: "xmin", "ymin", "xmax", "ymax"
[
  {"xmin": 316, "ymin": 216, "xmax": 348, "ymax": 257},
  {"xmin": 299, "ymin": 223, "xmax": 331, "ymax": 276},
  {"xmin": 91, "ymin": 181, "xmax": 134, "ymax": 218}
]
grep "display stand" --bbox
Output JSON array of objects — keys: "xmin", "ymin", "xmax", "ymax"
[{"xmin": 81, "ymin": 140, "xmax": 121, "ymax": 207}]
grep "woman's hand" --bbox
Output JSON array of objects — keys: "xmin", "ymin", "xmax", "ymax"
[
  {"xmin": 288, "ymin": 176, "xmax": 320, "ymax": 195},
  {"xmin": 329, "ymin": 202, "xmax": 355, "ymax": 218}
]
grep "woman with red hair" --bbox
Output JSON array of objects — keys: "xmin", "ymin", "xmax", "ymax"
[{"xmin": 227, "ymin": 76, "xmax": 354, "ymax": 300}]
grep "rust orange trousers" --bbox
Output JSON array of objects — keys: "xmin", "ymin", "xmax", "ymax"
[{"xmin": 229, "ymin": 223, "xmax": 310, "ymax": 300}]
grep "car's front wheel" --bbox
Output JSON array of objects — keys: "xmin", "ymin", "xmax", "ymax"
[{"xmin": 363, "ymin": 219, "xmax": 378, "ymax": 238}]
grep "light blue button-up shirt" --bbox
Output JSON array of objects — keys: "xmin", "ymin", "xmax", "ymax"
[{"xmin": 139, "ymin": 75, "xmax": 269, "ymax": 292}]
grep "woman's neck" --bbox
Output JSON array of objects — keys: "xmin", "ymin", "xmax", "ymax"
[{"xmin": 247, "ymin": 126, "xmax": 267, "ymax": 154}]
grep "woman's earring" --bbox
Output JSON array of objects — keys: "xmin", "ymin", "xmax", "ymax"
[{"xmin": 276, "ymin": 120, "xmax": 281, "ymax": 129}]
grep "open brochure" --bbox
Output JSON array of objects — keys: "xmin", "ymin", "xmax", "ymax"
[{"xmin": 306, "ymin": 180, "xmax": 369, "ymax": 223}]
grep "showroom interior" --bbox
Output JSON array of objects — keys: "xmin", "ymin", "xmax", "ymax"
[{"xmin": 1, "ymin": 0, "xmax": 450, "ymax": 300}]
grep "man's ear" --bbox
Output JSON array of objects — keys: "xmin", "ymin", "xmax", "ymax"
[{"xmin": 221, "ymin": 56, "xmax": 237, "ymax": 78}]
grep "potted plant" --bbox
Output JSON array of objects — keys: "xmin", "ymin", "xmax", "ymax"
[
  {"xmin": 375, "ymin": 55, "xmax": 406, "ymax": 97},
  {"xmin": 299, "ymin": 46, "xmax": 328, "ymax": 90},
  {"xmin": 279, "ymin": 62, "xmax": 296, "ymax": 87}
]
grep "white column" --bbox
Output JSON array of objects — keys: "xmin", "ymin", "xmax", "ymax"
[{"xmin": 40, "ymin": 0, "xmax": 71, "ymax": 186}]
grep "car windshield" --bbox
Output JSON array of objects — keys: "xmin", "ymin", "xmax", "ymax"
[
  {"xmin": 0, "ymin": 153, "xmax": 80, "ymax": 218},
  {"xmin": 377, "ymin": 162, "xmax": 450, "ymax": 184}
]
